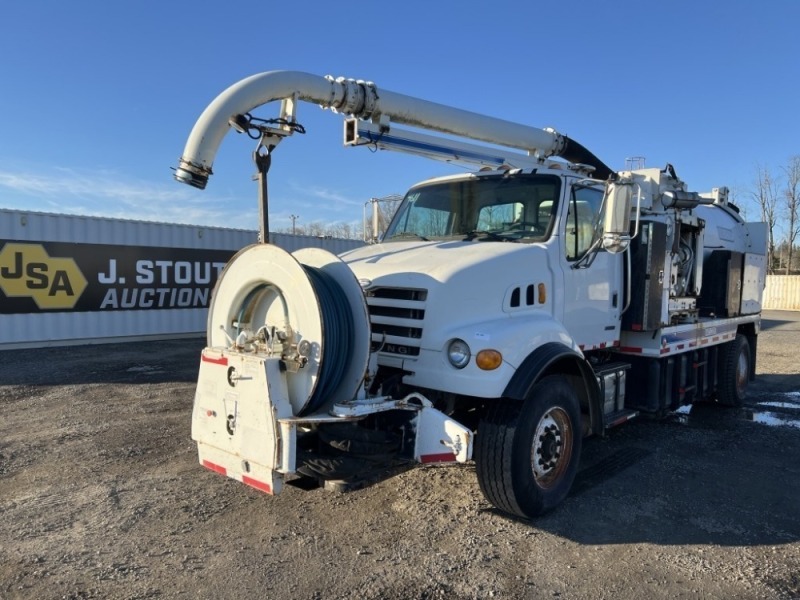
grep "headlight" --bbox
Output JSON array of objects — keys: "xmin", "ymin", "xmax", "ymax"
[{"xmin": 447, "ymin": 339, "xmax": 471, "ymax": 369}]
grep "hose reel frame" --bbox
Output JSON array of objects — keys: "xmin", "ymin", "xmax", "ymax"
[{"xmin": 208, "ymin": 244, "xmax": 370, "ymax": 416}]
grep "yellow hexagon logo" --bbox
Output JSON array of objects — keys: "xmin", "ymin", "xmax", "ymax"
[{"xmin": 0, "ymin": 243, "xmax": 88, "ymax": 309}]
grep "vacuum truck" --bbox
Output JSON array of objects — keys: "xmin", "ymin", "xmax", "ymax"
[{"xmin": 174, "ymin": 71, "xmax": 767, "ymax": 518}]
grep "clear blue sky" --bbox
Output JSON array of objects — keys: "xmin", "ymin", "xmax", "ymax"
[{"xmin": 1, "ymin": 1, "xmax": 798, "ymax": 233}]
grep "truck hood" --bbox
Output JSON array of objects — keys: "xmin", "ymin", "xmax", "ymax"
[
  {"xmin": 340, "ymin": 240, "xmax": 556, "ymax": 346},
  {"xmin": 341, "ymin": 239, "xmax": 546, "ymax": 285},
  {"xmin": 338, "ymin": 239, "xmax": 562, "ymax": 398}
]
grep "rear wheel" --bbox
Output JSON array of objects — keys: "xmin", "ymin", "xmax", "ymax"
[
  {"xmin": 717, "ymin": 334, "xmax": 751, "ymax": 407},
  {"xmin": 475, "ymin": 375, "xmax": 582, "ymax": 518}
]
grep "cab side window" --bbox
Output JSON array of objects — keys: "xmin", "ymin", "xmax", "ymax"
[{"xmin": 565, "ymin": 185, "xmax": 603, "ymax": 260}]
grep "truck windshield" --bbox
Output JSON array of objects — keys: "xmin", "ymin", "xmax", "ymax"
[{"xmin": 384, "ymin": 174, "xmax": 561, "ymax": 243}]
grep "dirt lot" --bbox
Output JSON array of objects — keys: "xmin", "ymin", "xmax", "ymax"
[{"xmin": 1, "ymin": 311, "xmax": 799, "ymax": 600}]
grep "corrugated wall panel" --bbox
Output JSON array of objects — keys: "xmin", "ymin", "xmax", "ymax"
[
  {"xmin": 269, "ymin": 233, "xmax": 366, "ymax": 255},
  {"xmin": 1, "ymin": 209, "xmax": 258, "ymax": 249},
  {"xmin": 1, "ymin": 209, "xmax": 365, "ymax": 348},
  {"xmin": 2, "ymin": 310, "xmax": 210, "ymax": 346},
  {"xmin": 763, "ymin": 275, "xmax": 800, "ymax": 311}
]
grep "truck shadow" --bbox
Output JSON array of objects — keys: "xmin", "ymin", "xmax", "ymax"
[
  {"xmin": 761, "ymin": 310, "xmax": 800, "ymax": 331},
  {"xmin": 0, "ymin": 338, "xmax": 206, "ymax": 386},
  {"xmin": 760, "ymin": 316, "xmax": 789, "ymax": 331},
  {"xmin": 487, "ymin": 403, "xmax": 800, "ymax": 547},
  {"xmin": 749, "ymin": 372, "xmax": 800, "ymax": 395}
]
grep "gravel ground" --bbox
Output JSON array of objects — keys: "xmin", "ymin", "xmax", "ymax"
[{"xmin": 1, "ymin": 310, "xmax": 799, "ymax": 600}]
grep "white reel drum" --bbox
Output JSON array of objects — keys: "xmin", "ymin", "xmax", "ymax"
[{"xmin": 208, "ymin": 244, "xmax": 370, "ymax": 416}]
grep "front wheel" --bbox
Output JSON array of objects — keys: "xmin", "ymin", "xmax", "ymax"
[{"xmin": 475, "ymin": 375, "xmax": 582, "ymax": 519}]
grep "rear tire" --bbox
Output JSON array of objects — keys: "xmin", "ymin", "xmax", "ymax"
[
  {"xmin": 717, "ymin": 334, "xmax": 750, "ymax": 407},
  {"xmin": 475, "ymin": 375, "xmax": 582, "ymax": 518}
]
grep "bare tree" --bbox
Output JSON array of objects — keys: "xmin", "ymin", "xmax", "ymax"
[
  {"xmin": 378, "ymin": 198, "xmax": 400, "ymax": 233},
  {"xmin": 331, "ymin": 222, "xmax": 353, "ymax": 240},
  {"xmin": 274, "ymin": 220, "xmax": 363, "ymax": 240},
  {"xmin": 303, "ymin": 221, "xmax": 324, "ymax": 237},
  {"xmin": 751, "ymin": 164, "xmax": 780, "ymax": 273},
  {"xmin": 783, "ymin": 156, "xmax": 800, "ymax": 274},
  {"xmin": 728, "ymin": 184, "xmax": 746, "ymax": 219}
]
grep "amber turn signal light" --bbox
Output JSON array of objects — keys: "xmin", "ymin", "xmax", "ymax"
[{"xmin": 476, "ymin": 349, "xmax": 502, "ymax": 370}]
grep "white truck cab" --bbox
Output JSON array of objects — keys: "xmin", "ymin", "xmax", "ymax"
[{"xmin": 342, "ymin": 169, "xmax": 621, "ymax": 398}]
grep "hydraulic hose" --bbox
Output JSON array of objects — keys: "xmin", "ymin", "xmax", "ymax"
[
  {"xmin": 302, "ymin": 266, "xmax": 354, "ymax": 415},
  {"xmin": 559, "ymin": 137, "xmax": 614, "ymax": 181}
]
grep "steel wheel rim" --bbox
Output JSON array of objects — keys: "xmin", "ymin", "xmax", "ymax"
[
  {"xmin": 736, "ymin": 347, "xmax": 749, "ymax": 397},
  {"xmin": 530, "ymin": 407, "xmax": 573, "ymax": 489}
]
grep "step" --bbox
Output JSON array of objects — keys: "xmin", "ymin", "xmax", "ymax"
[{"xmin": 604, "ymin": 409, "xmax": 639, "ymax": 429}]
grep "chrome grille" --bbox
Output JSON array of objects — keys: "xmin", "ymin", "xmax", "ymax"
[{"xmin": 365, "ymin": 287, "xmax": 427, "ymax": 358}]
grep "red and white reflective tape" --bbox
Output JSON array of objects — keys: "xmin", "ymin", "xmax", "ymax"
[
  {"xmin": 201, "ymin": 459, "xmax": 273, "ymax": 495},
  {"xmin": 201, "ymin": 352, "xmax": 228, "ymax": 366},
  {"xmin": 420, "ymin": 453, "xmax": 456, "ymax": 464},
  {"xmin": 578, "ymin": 340, "xmax": 620, "ymax": 352}
]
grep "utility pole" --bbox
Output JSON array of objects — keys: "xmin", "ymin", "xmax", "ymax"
[
  {"xmin": 363, "ymin": 194, "xmax": 403, "ymax": 243},
  {"xmin": 290, "ymin": 214, "xmax": 299, "ymax": 235}
]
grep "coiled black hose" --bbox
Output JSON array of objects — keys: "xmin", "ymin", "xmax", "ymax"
[{"xmin": 302, "ymin": 266, "xmax": 354, "ymax": 415}]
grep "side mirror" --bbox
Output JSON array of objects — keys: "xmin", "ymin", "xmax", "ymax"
[{"xmin": 602, "ymin": 182, "xmax": 633, "ymax": 253}]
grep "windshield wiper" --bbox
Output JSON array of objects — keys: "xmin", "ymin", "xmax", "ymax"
[
  {"xmin": 509, "ymin": 229, "xmax": 545, "ymax": 240},
  {"xmin": 464, "ymin": 230, "xmax": 506, "ymax": 242},
  {"xmin": 388, "ymin": 231, "xmax": 430, "ymax": 241}
]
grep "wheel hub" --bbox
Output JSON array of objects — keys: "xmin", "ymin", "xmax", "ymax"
[
  {"xmin": 736, "ymin": 350, "xmax": 748, "ymax": 395},
  {"xmin": 530, "ymin": 407, "xmax": 573, "ymax": 488},
  {"xmin": 534, "ymin": 419, "xmax": 562, "ymax": 474}
]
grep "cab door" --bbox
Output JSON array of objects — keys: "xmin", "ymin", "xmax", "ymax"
[{"xmin": 555, "ymin": 181, "xmax": 623, "ymax": 350}]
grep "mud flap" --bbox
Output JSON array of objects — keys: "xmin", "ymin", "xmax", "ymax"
[
  {"xmin": 192, "ymin": 349, "xmax": 294, "ymax": 494},
  {"xmin": 413, "ymin": 406, "xmax": 473, "ymax": 464}
]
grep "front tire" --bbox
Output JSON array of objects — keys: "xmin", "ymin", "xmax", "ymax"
[{"xmin": 475, "ymin": 375, "xmax": 582, "ymax": 518}]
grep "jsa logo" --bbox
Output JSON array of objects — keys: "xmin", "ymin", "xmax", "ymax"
[{"xmin": 0, "ymin": 243, "xmax": 88, "ymax": 309}]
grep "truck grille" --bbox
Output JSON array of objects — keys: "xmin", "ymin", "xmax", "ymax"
[{"xmin": 365, "ymin": 287, "xmax": 427, "ymax": 358}]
